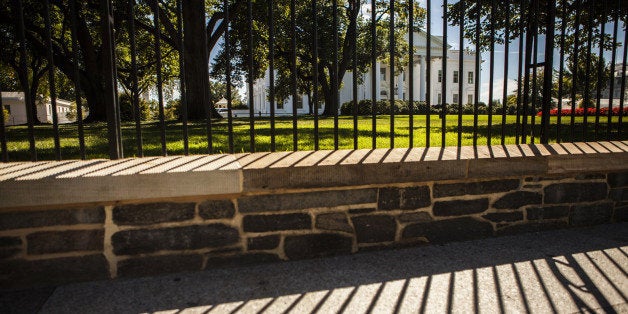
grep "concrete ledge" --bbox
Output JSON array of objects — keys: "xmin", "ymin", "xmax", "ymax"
[
  {"xmin": 1, "ymin": 142, "xmax": 627, "ymax": 209},
  {"xmin": 0, "ymin": 155, "xmax": 240, "ymax": 209}
]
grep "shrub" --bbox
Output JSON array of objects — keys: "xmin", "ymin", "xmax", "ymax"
[
  {"xmin": 2, "ymin": 107, "xmax": 8, "ymax": 123},
  {"xmin": 340, "ymin": 99, "xmax": 440, "ymax": 115}
]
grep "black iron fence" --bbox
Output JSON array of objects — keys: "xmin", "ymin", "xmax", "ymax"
[{"xmin": 0, "ymin": 0, "xmax": 626, "ymax": 162}]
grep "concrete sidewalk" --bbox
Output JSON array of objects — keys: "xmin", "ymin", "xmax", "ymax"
[{"xmin": 2, "ymin": 223, "xmax": 627, "ymax": 314}]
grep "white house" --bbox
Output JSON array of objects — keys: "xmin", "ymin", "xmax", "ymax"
[
  {"xmin": 1, "ymin": 92, "xmax": 75, "ymax": 126},
  {"xmin": 252, "ymin": 30, "xmax": 479, "ymax": 115}
]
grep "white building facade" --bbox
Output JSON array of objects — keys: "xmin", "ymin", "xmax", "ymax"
[
  {"xmin": 252, "ymin": 31, "xmax": 479, "ymax": 115},
  {"xmin": 1, "ymin": 92, "xmax": 75, "ymax": 126}
]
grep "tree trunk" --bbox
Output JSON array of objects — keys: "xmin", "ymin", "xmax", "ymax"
[{"xmin": 182, "ymin": 0, "xmax": 219, "ymax": 120}]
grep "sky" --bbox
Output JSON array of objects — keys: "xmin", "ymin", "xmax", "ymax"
[{"xmin": 206, "ymin": 0, "xmax": 627, "ymax": 104}]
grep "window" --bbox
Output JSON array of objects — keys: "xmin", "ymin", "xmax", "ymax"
[
  {"xmin": 453, "ymin": 71, "xmax": 459, "ymax": 84},
  {"xmin": 403, "ymin": 72, "xmax": 406, "ymax": 81},
  {"xmin": 453, "ymin": 94, "xmax": 459, "ymax": 105},
  {"xmin": 437, "ymin": 93, "xmax": 442, "ymax": 105},
  {"xmin": 468, "ymin": 94, "xmax": 473, "ymax": 105},
  {"xmin": 468, "ymin": 71, "xmax": 474, "ymax": 84},
  {"xmin": 438, "ymin": 70, "xmax": 442, "ymax": 83},
  {"xmin": 277, "ymin": 99, "xmax": 284, "ymax": 109},
  {"xmin": 380, "ymin": 68, "xmax": 386, "ymax": 81},
  {"xmin": 296, "ymin": 96, "xmax": 303, "ymax": 109}
]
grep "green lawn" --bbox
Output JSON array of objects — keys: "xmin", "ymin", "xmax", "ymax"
[{"xmin": 4, "ymin": 114, "xmax": 627, "ymax": 161}]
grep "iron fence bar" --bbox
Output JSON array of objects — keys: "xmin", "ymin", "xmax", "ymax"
[
  {"xmin": 607, "ymin": 6, "xmax": 619, "ymax": 140},
  {"xmin": 268, "ymin": 0, "xmax": 276, "ymax": 152},
  {"xmin": 247, "ymin": 0, "xmax": 254, "ymax": 152},
  {"xmin": 352, "ymin": 0, "xmax": 358, "ymax": 150},
  {"xmin": 333, "ymin": 0, "xmax": 339, "ymax": 150},
  {"xmin": 515, "ymin": 0, "xmax": 524, "ymax": 144},
  {"xmin": 390, "ymin": 0, "xmax": 395, "ymax": 148},
  {"xmin": 473, "ymin": 0, "xmax": 480, "ymax": 146},
  {"xmin": 129, "ymin": 0, "xmax": 143, "ymax": 157},
  {"xmin": 16, "ymin": 0, "xmax": 37, "ymax": 161},
  {"xmin": 521, "ymin": 0, "xmax": 533, "ymax": 144},
  {"xmin": 0, "ymin": 83, "xmax": 7, "ymax": 162},
  {"xmin": 313, "ymin": 0, "xmax": 319, "ymax": 150},
  {"xmin": 426, "ymin": 0, "xmax": 432, "ymax": 147},
  {"xmin": 441, "ymin": 0, "xmax": 447, "ymax": 148},
  {"xmin": 570, "ymin": 0, "xmax": 581, "ymax": 142},
  {"xmin": 501, "ymin": 0, "xmax": 510, "ymax": 145},
  {"xmin": 152, "ymin": 0, "xmax": 166, "ymax": 156},
  {"xmin": 594, "ymin": 14, "xmax": 605, "ymax": 141},
  {"xmin": 177, "ymin": 0, "xmax": 188, "ymax": 155},
  {"xmin": 619, "ymin": 19, "xmax": 627, "ymax": 138},
  {"xmin": 540, "ymin": 0, "xmax": 555, "ymax": 144},
  {"xmin": 202, "ymin": 1, "xmax": 213, "ymax": 155},
  {"xmin": 69, "ymin": 0, "xmax": 85, "ymax": 159},
  {"xmin": 457, "ymin": 0, "xmax": 464, "ymax": 147},
  {"xmin": 529, "ymin": 2, "xmax": 539, "ymax": 144},
  {"xmin": 44, "ymin": 0, "xmax": 61, "ymax": 160},
  {"xmin": 408, "ymin": 0, "xmax": 414, "ymax": 148},
  {"xmin": 487, "ymin": 0, "xmax": 495, "ymax": 145},
  {"xmin": 291, "ymin": 0, "xmax": 298, "ymax": 151},
  {"xmin": 101, "ymin": 0, "xmax": 122, "ymax": 159},
  {"xmin": 225, "ymin": 0, "xmax": 234, "ymax": 154},
  {"xmin": 582, "ymin": 1, "xmax": 594, "ymax": 142},
  {"xmin": 556, "ymin": 0, "xmax": 567, "ymax": 143},
  {"xmin": 371, "ymin": 0, "xmax": 377, "ymax": 149}
]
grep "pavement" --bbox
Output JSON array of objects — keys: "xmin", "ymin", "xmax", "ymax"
[{"xmin": 2, "ymin": 223, "xmax": 627, "ymax": 314}]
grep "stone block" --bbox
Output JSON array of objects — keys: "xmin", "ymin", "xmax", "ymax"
[
  {"xmin": 349, "ymin": 208, "xmax": 376, "ymax": 214},
  {"xmin": 247, "ymin": 235, "xmax": 280, "ymax": 250},
  {"xmin": 608, "ymin": 172, "xmax": 628, "ymax": 188},
  {"xmin": 206, "ymin": 253, "xmax": 281, "ymax": 269},
  {"xmin": 493, "ymin": 191, "xmax": 542, "ymax": 210},
  {"xmin": 242, "ymin": 214, "xmax": 311, "ymax": 233},
  {"xmin": 378, "ymin": 186, "xmax": 430, "ymax": 210},
  {"xmin": 526, "ymin": 206, "xmax": 570, "ymax": 220},
  {"xmin": 397, "ymin": 212, "xmax": 433, "ymax": 223},
  {"xmin": 113, "ymin": 203, "xmax": 195, "ymax": 226},
  {"xmin": 402, "ymin": 217, "xmax": 494, "ymax": 243},
  {"xmin": 614, "ymin": 204, "xmax": 628, "ymax": 222},
  {"xmin": 401, "ymin": 186, "xmax": 431, "ymax": 209},
  {"xmin": 112, "ymin": 224, "xmax": 240, "ymax": 255},
  {"xmin": 0, "ymin": 247, "xmax": 20, "ymax": 259},
  {"xmin": 198, "ymin": 199, "xmax": 235, "ymax": 220},
  {"xmin": 117, "ymin": 254, "xmax": 203, "ymax": 277},
  {"xmin": 433, "ymin": 199, "xmax": 489, "ymax": 216},
  {"xmin": 0, "ymin": 236, "xmax": 21, "ymax": 247},
  {"xmin": 0, "ymin": 207, "xmax": 104, "ymax": 231},
  {"xmin": 238, "ymin": 189, "xmax": 377, "ymax": 213},
  {"xmin": 570, "ymin": 202, "xmax": 614, "ymax": 227},
  {"xmin": 378, "ymin": 188, "xmax": 400, "ymax": 210},
  {"xmin": 27, "ymin": 229, "xmax": 104, "ymax": 255},
  {"xmin": 544, "ymin": 183, "xmax": 608, "ymax": 204},
  {"xmin": 496, "ymin": 221, "xmax": 568, "ymax": 236},
  {"xmin": 351, "ymin": 215, "xmax": 397, "ymax": 243},
  {"xmin": 482, "ymin": 212, "xmax": 524, "ymax": 223},
  {"xmin": 284, "ymin": 233, "xmax": 353, "ymax": 260},
  {"xmin": 575, "ymin": 173, "xmax": 606, "ymax": 180},
  {"xmin": 609, "ymin": 188, "xmax": 628, "ymax": 202},
  {"xmin": 433, "ymin": 179, "xmax": 520, "ymax": 198},
  {"xmin": 316, "ymin": 213, "xmax": 352, "ymax": 233},
  {"xmin": 0, "ymin": 254, "xmax": 109, "ymax": 289}
]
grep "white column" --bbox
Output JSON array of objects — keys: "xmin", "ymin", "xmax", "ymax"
[
  {"xmin": 375, "ymin": 62, "xmax": 381, "ymax": 101},
  {"xmin": 418, "ymin": 55, "xmax": 426, "ymax": 101},
  {"xmin": 397, "ymin": 72, "xmax": 404, "ymax": 100}
]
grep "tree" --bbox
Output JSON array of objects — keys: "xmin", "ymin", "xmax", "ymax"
[
  {"xmin": 0, "ymin": 0, "xmax": 239, "ymax": 122},
  {"xmin": 215, "ymin": 0, "xmax": 425, "ymax": 116},
  {"xmin": 559, "ymin": 54, "xmax": 611, "ymax": 108}
]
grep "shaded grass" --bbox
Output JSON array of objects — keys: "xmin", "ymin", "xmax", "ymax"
[{"xmin": 4, "ymin": 114, "xmax": 627, "ymax": 161}]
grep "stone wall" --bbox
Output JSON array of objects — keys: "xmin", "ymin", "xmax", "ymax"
[{"xmin": 1, "ymin": 142, "xmax": 627, "ymax": 289}]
